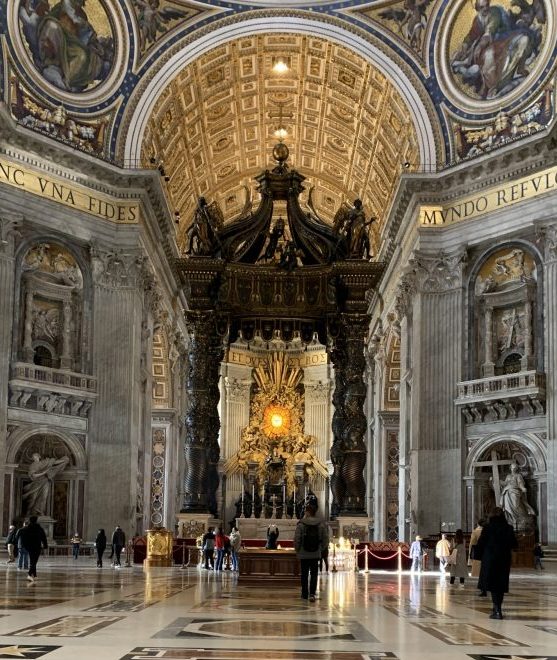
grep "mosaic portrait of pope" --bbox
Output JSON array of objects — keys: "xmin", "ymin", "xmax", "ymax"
[
  {"xmin": 17, "ymin": 0, "xmax": 115, "ymax": 93},
  {"xmin": 450, "ymin": 0, "xmax": 547, "ymax": 100}
]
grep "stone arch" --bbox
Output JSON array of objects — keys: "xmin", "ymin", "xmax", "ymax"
[
  {"xmin": 7, "ymin": 426, "xmax": 86, "ymax": 471},
  {"xmin": 465, "ymin": 431, "xmax": 546, "ymax": 538},
  {"xmin": 6, "ymin": 426, "xmax": 88, "ymax": 538},
  {"xmin": 122, "ymin": 17, "xmax": 440, "ymax": 169},
  {"xmin": 465, "ymin": 432, "xmax": 547, "ymax": 478}
]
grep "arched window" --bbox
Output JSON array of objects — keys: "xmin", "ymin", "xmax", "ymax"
[{"xmin": 33, "ymin": 345, "xmax": 54, "ymax": 368}]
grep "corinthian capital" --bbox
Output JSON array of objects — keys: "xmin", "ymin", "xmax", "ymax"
[
  {"xmin": 409, "ymin": 250, "xmax": 467, "ymax": 293},
  {"xmin": 90, "ymin": 244, "xmax": 147, "ymax": 289},
  {"xmin": 539, "ymin": 223, "xmax": 557, "ymax": 263},
  {"xmin": 0, "ymin": 216, "xmax": 22, "ymax": 256}
]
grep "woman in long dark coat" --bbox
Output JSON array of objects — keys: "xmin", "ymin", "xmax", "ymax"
[{"xmin": 475, "ymin": 507, "xmax": 518, "ymax": 619}]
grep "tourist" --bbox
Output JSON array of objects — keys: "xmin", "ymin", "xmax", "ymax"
[
  {"xmin": 435, "ymin": 533, "xmax": 452, "ymax": 573},
  {"xmin": 19, "ymin": 515, "xmax": 48, "ymax": 583},
  {"xmin": 111, "ymin": 525, "xmax": 126, "ymax": 568},
  {"xmin": 409, "ymin": 535, "xmax": 425, "ymax": 573},
  {"xmin": 534, "ymin": 542, "xmax": 545, "ymax": 570},
  {"xmin": 266, "ymin": 523, "xmax": 279, "ymax": 550},
  {"xmin": 294, "ymin": 495, "xmax": 328, "ymax": 602},
  {"xmin": 5, "ymin": 524, "xmax": 17, "ymax": 564},
  {"xmin": 202, "ymin": 527, "xmax": 215, "ymax": 569},
  {"xmin": 70, "ymin": 531, "xmax": 82, "ymax": 559},
  {"xmin": 16, "ymin": 520, "xmax": 29, "ymax": 571},
  {"xmin": 476, "ymin": 507, "xmax": 517, "ymax": 619},
  {"xmin": 95, "ymin": 529, "xmax": 107, "ymax": 568},
  {"xmin": 469, "ymin": 519, "xmax": 486, "ymax": 595},
  {"xmin": 214, "ymin": 527, "xmax": 226, "ymax": 571},
  {"xmin": 229, "ymin": 526, "xmax": 241, "ymax": 572},
  {"xmin": 449, "ymin": 529, "xmax": 467, "ymax": 585},
  {"xmin": 223, "ymin": 533, "xmax": 232, "ymax": 570}
]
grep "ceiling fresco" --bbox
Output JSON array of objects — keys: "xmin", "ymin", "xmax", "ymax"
[
  {"xmin": 1, "ymin": 0, "xmax": 556, "ymax": 234},
  {"xmin": 141, "ymin": 34, "xmax": 419, "ymax": 247}
]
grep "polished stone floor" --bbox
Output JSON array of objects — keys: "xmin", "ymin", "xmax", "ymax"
[{"xmin": 1, "ymin": 557, "xmax": 556, "ymax": 659}]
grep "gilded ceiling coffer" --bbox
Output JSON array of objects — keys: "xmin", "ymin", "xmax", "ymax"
[{"xmin": 177, "ymin": 144, "xmax": 385, "ymax": 518}]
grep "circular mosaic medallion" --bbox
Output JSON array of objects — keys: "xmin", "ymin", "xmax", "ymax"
[
  {"xmin": 10, "ymin": 0, "xmax": 127, "ymax": 104},
  {"xmin": 438, "ymin": 0, "xmax": 555, "ymax": 114}
]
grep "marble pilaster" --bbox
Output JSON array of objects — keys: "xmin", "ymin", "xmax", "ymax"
[
  {"xmin": 0, "ymin": 217, "xmax": 20, "ymax": 534},
  {"xmin": 543, "ymin": 224, "xmax": 557, "ymax": 544},
  {"xmin": 86, "ymin": 247, "xmax": 145, "ymax": 539},
  {"xmin": 409, "ymin": 251, "xmax": 465, "ymax": 535}
]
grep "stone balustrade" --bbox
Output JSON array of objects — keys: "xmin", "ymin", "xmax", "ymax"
[
  {"xmin": 9, "ymin": 362, "xmax": 97, "ymax": 417},
  {"xmin": 455, "ymin": 370, "xmax": 545, "ymax": 423},
  {"xmin": 10, "ymin": 362, "xmax": 97, "ymax": 392}
]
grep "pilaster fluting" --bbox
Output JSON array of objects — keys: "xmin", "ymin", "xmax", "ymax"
[
  {"xmin": 543, "ymin": 225, "xmax": 557, "ymax": 544},
  {"xmin": 87, "ymin": 247, "xmax": 145, "ymax": 537},
  {"xmin": 329, "ymin": 314, "xmax": 370, "ymax": 516},
  {"xmin": 0, "ymin": 217, "xmax": 20, "ymax": 534},
  {"xmin": 409, "ymin": 250, "xmax": 465, "ymax": 533},
  {"xmin": 181, "ymin": 311, "xmax": 224, "ymax": 514}
]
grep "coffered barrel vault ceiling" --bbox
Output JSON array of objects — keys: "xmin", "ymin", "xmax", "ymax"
[{"xmin": 141, "ymin": 34, "xmax": 420, "ymax": 248}]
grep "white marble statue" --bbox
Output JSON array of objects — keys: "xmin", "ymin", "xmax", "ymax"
[
  {"xmin": 22, "ymin": 453, "xmax": 70, "ymax": 516},
  {"xmin": 499, "ymin": 462, "xmax": 535, "ymax": 530}
]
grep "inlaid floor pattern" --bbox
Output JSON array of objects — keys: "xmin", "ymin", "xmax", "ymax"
[{"xmin": 1, "ymin": 558, "xmax": 557, "ymax": 659}]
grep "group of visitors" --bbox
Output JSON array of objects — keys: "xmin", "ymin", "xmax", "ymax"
[
  {"xmin": 4, "ymin": 520, "xmax": 126, "ymax": 579},
  {"xmin": 201, "ymin": 525, "xmax": 241, "ymax": 571},
  {"xmin": 4, "ymin": 516, "xmax": 47, "ymax": 582},
  {"xmin": 64, "ymin": 525, "xmax": 126, "ymax": 568},
  {"xmin": 412, "ymin": 507, "xmax": 539, "ymax": 620}
]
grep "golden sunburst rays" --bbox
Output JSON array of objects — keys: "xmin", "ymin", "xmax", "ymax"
[{"xmin": 253, "ymin": 351, "xmax": 302, "ymax": 395}]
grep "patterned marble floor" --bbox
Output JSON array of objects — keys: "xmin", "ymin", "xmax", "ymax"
[{"xmin": 0, "ymin": 557, "xmax": 556, "ymax": 660}]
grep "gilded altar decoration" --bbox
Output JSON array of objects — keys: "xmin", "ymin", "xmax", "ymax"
[
  {"xmin": 230, "ymin": 352, "xmax": 327, "ymax": 493},
  {"xmin": 449, "ymin": 0, "xmax": 548, "ymax": 101},
  {"xmin": 17, "ymin": 0, "xmax": 116, "ymax": 93}
]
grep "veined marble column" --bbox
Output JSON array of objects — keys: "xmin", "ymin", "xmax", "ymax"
[
  {"xmin": 87, "ymin": 247, "xmax": 145, "ymax": 538},
  {"xmin": 0, "ymin": 218, "xmax": 20, "ymax": 534},
  {"xmin": 410, "ymin": 251, "xmax": 465, "ymax": 535},
  {"xmin": 543, "ymin": 225, "xmax": 557, "ymax": 545}
]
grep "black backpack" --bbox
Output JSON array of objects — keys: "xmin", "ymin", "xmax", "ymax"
[{"xmin": 302, "ymin": 523, "xmax": 320, "ymax": 552}]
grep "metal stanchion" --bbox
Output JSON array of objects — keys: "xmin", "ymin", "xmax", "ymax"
[
  {"xmin": 180, "ymin": 541, "xmax": 187, "ymax": 570},
  {"xmin": 364, "ymin": 545, "xmax": 369, "ymax": 573},
  {"xmin": 398, "ymin": 545, "xmax": 402, "ymax": 574},
  {"xmin": 354, "ymin": 541, "xmax": 359, "ymax": 573},
  {"xmin": 125, "ymin": 540, "xmax": 132, "ymax": 568},
  {"xmin": 332, "ymin": 541, "xmax": 337, "ymax": 573}
]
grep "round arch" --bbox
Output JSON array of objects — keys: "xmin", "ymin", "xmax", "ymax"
[
  {"xmin": 464, "ymin": 431, "xmax": 547, "ymax": 479},
  {"xmin": 122, "ymin": 16, "xmax": 439, "ymax": 168},
  {"xmin": 7, "ymin": 426, "xmax": 87, "ymax": 471}
]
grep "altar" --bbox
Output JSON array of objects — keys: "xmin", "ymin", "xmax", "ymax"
[{"xmin": 239, "ymin": 548, "xmax": 299, "ymax": 581}]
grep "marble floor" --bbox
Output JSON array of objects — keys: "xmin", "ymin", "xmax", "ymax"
[{"xmin": 1, "ymin": 558, "xmax": 556, "ymax": 660}]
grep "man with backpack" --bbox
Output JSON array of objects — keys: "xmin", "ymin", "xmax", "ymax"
[{"xmin": 294, "ymin": 495, "xmax": 328, "ymax": 602}]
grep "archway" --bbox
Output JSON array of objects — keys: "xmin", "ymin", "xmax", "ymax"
[
  {"xmin": 464, "ymin": 433, "xmax": 547, "ymax": 542},
  {"xmin": 7, "ymin": 429, "xmax": 87, "ymax": 540}
]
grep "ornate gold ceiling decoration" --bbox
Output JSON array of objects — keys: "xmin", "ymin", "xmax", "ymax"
[{"xmin": 141, "ymin": 34, "xmax": 420, "ymax": 250}]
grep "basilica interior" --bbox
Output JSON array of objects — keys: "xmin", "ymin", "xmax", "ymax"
[{"xmin": 1, "ymin": 0, "xmax": 557, "ymax": 658}]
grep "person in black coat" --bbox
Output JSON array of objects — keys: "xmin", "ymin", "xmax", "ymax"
[
  {"xmin": 19, "ymin": 515, "xmax": 48, "ymax": 582},
  {"xmin": 95, "ymin": 529, "xmax": 107, "ymax": 568},
  {"xmin": 475, "ymin": 507, "xmax": 518, "ymax": 619},
  {"xmin": 111, "ymin": 525, "xmax": 126, "ymax": 568}
]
